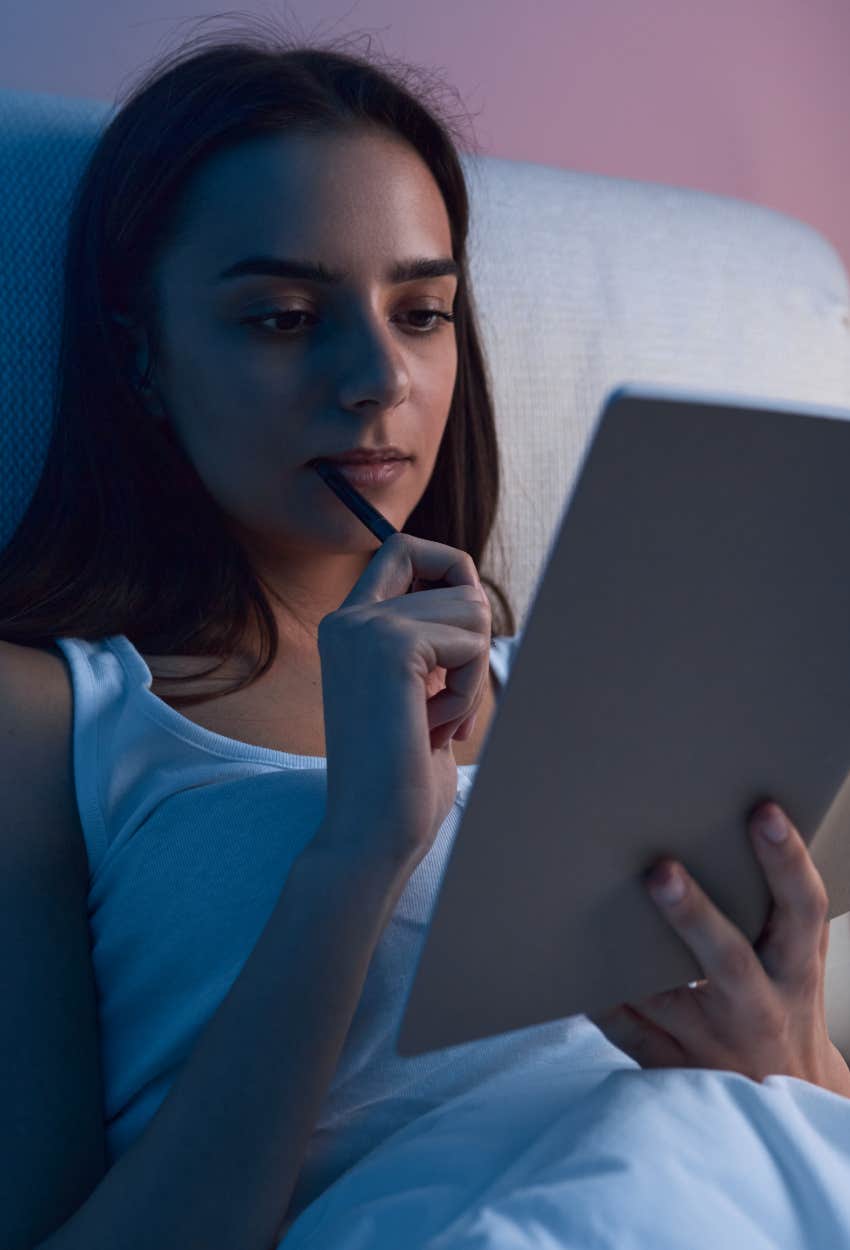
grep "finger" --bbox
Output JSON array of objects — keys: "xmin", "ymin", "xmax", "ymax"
[
  {"xmin": 624, "ymin": 982, "xmax": 707, "ymax": 1052},
  {"xmin": 453, "ymin": 708, "xmax": 479, "ymax": 742},
  {"xmin": 429, "ymin": 663, "xmax": 488, "ymax": 747},
  {"xmin": 646, "ymin": 859, "xmax": 767, "ymax": 1012},
  {"xmin": 451, "ymin": 670, "xmax": 487, "ymax": 741},
  {"xmin": 427, "ymin": 586, "xmax": 490, "ymax": 746},
  {"xmin": 749, "ymin": 803, "xmax": 830, "ymax": 987},
  {"xmin": 349, "ymin": 531, "xmax": 482, "ymax": 606},
  {"xmin": 587, "ymin": 1003, "xmax": 687, "ymax": 1068},
  {"xmin": 426, "ymin": 627, "xmax": 490, "ymax": 735}
]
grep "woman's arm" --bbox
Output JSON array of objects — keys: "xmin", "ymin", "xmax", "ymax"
[{"xmin": 37, "ymin": 829, "xmax": 413, "ymax": 1250}]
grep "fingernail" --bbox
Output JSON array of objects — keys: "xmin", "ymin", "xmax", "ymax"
[
  {"xmin": 648, "ymin": 863, "xmax": 687, "ymax": 905},
  {"xmin": 754, "ymin": 804, "xmax": 788, "ymax": 843}
]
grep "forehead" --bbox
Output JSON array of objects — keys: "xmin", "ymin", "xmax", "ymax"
[{"xmin": 164, "ymin": 129, "xmax": 453, "ymax": 278}]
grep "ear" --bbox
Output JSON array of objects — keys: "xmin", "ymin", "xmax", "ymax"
[
  {"xmin": 109, "ymin": 311, "xmax": 168, "ymax": 419},
  {"xmin": 110, "ymin": 310, "xmax": 147, "ymax": 361},
  {"xmin": 110, "ymin": 310, "xmax": 154, "ymax": 387}
]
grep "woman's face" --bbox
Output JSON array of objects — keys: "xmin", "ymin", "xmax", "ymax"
[{"xmin": 129, "ymin": 126, "xmax": 460, "ymax": 639}]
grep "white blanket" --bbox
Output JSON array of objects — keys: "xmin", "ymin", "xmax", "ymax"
[{"xmin": 280, "ymin": 1059, "xmax": 850, "ymax": 1249}]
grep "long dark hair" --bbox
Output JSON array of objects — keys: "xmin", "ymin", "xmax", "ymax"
[{"xmin": 0, "ymin": 14, "xmax": 515, "ymax": 708}]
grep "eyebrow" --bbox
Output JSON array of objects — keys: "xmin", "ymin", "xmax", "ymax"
[{"xmin": 214, "ymin": 255, "xmax": 461, "ymax": 285}]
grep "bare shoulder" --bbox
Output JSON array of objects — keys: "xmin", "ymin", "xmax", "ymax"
[
  {"xmin": 0, "ymin": 636, "xmax": 73, "ymax": 751},
  {"xmin": 0, "ymin": 634, "xmax": 69, "ymax": 694},
  {"xmin": 0, "ymin": 641, "xmax": 107, "ymax": 1243},
  {"xmin": 0, "ymin": 638, "xmax": 84, "ymax": 871}
]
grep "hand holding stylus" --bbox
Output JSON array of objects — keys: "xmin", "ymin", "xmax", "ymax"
[{"xmin": 311, "ymin": 459, "xmax": 491, "ymax": 871}]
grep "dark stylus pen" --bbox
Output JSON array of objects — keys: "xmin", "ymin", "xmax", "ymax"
[
  {"xmin": 312, "ymin": 458, "xmax": 398, "ymax": 540},
  {"xmin": 311, "ymin": 459, "xmax": 443, "ymax": 592}
]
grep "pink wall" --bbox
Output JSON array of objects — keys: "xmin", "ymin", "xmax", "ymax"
[{"xmin": 4, "ymin": 0, "xmax": 850, "ymax": 278}]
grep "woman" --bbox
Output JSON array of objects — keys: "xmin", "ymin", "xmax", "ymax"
[{"xmin": 3, "ymin": 16, "xmax": 850, "ymax": 1250}]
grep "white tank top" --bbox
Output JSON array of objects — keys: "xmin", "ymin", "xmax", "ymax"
[{"xmin": 53, "ymin": 631, "xmax": 628, "ymax": 1221}]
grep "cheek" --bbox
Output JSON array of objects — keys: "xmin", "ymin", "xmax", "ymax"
[
  {"xmin": 168, "ymin": 402, "xmax": 276, "ymax": 510},
  {"xmin": 187, "ymin": 329, "xmax": 299, "ymax": 406}
]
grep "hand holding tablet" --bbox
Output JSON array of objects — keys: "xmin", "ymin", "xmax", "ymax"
[{"xmin": 590, "ymin": 798, "xmax": 850, "ymax": 1096}]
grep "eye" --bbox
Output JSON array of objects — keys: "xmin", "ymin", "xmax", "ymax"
[{"xmin": 241, "ymin": 308, "xmax": 456, "ymax": 337}]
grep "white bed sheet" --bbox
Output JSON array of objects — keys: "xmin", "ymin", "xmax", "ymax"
[{"xmin": 279, "ymin": 1058, "xmax": 850, "ymax": 1249}]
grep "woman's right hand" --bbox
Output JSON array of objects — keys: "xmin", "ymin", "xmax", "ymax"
[{"xmin": 315, "ymin": 531, "xmax": 492, "ymax": 872}]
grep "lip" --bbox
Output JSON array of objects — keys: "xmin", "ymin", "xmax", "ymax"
[
  {"xmin": 308, "ymin": 447, "xmax": 410, "ymax": 465},
  {"xmin": 313, "ymin": 458, "xmax": 411, "ymax": 487}
]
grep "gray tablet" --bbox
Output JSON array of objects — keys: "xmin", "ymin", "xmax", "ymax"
[{"xmin": 395, "ymin": 383, "xmax": 850, "ymax": 1057}]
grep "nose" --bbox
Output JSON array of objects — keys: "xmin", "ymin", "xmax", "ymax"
[{"xmin": 335, "ymin": 314, "xmax": 410, "ymax": 412}]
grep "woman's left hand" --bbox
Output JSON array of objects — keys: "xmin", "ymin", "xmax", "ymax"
[{"xmin": 588, "ymin": 802, "xmax": 850, "ymax": 1096}]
